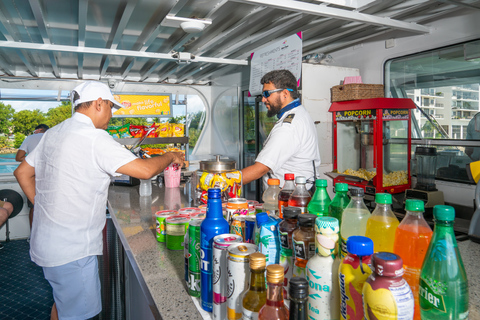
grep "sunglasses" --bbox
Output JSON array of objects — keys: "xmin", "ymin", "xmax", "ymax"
[{"xmin": 262, "ymin": 88, "xmax": 293, "ymax": 98}]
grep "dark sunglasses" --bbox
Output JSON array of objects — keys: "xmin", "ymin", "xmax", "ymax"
[{"xmin": 262, "ymin": 88, "xmax": 293, "ymax": 98}]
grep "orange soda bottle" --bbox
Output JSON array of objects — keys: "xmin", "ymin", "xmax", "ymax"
[
  {"xmin": 365, "ymin": 193, "xmax": 399, "ymax": 252},
  {"xmin": 393, "ymin": 199, "xmax": 432, "ymax": 320}
]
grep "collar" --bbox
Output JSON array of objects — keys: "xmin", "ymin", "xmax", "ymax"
[{"xmin": 276, "ymin": 99, "xmax": 301, "ymax": 119}]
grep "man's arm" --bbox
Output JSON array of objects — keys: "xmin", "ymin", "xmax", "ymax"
[
  {"xmin": 116, "ymin": 152, "xmax": 184, "ymax": 180},
  {"xmin": 14, "ymin": 161, "xmax": 36, "ymax": 204},
  {"xmin": 15, "ymin": 149, "xmax": 26, "ymax": 162},
  {"xmin": 241, "ymin": 162, "xmax": 271, "ymax": 185}
]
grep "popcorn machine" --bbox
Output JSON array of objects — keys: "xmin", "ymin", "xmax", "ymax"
[{"xmin": 328, "ymin": 98, "xmax": 416, "ymax": 195}]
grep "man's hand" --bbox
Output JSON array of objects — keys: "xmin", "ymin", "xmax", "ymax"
[
  {"xmin": 117, "ymin": 152, "xmax": 185, "ymax": 180},
  {"xmin": 169, "ymin": 152, "xmax": 185, "ymax": 166}
]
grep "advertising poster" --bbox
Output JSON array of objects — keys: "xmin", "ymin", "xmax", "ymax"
[{"xmin": 113, "ymin": 94, "xmax": 172, "ymax": 116}]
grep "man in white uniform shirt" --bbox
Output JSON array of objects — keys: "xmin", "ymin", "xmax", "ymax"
[
  {"xmin": 14, "ymin": 81, "xmax": 184, "ymax": 320},
  {"xmin": 242, "ymin": 69, "xmax": 321, "ymax": 190}
]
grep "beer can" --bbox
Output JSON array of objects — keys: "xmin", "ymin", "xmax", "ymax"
[
  {"xmin": 154, "ymin": 210, "xmax": 176, "ymax": 242},
  {"xmin": 188, "ymin": 219, "xmax": 202, "ymax": 297},
  {"xmin": 247, "ymin": 200, "xmax": 259, "ymax": 207},
  {"xmin": 166, "ymin": 215, "xmax": 190, "ymax": 250},
  {"xmin": 179, "ymin": 206, "xmax": 201, "ymax": 213},
  {"xmin": 279, "ymin": 248, "xmax": 294, "ymax": 300},
  {"xmin": 230, "ymin": 215, "xmax": 247, "ymax": 240},
  {"xmin": 212, "ymin": 234, "xmax": 243, "ymax": 320},
  {"xmin": 227, "ymin": 243, "xmax": 258, "ymax": 320},
  {"xmin": 226, "ymin": 198, "xmax": 248, "ymax": 224},
  {"xmin": 190, "ymin": 212, "xmax": 206, "ymax": 221},
  {"xmin": 244, "ymin": 216, "xmax": 256, "ymax": 244},
  {"xmin": 184, "ymin": 231, "xmax": 189, "ymax": 282}
]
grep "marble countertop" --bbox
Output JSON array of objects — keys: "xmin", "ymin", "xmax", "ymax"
[{"xmin": 458, "ymin": 239, "xmax": 480, "ymax": 319}]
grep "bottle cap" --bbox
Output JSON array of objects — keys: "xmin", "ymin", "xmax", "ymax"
[
  {"xmin": 405, "ymin": 199, "xmax": 424, "ymax": 212},
  {"xmin": 335, "ymin": 183, "xmax": 348, "ymax": 192},
  {"xmin": 315, "ymin": 179, "xmax": 328, "ymax": 187},
  {"xmin": 283, "ymin": 207, "xmax": 300, "ymax": 220},
  {"xmin": 372, "ymin": 252, "xmax": 404, "ymax": 277},
  {"xmin": 285, "ymin": 173, "xmax": 295, "ymax": 180},
  {"xmin": 266, "ymin": 264, "xmax": 284, "ymax": 284},
  {"xmin": 256, "ymin": 212, "xmax": 269, "ymax": 225},
  {"xmin": 346, "ymin": 236, "xmax": 374, "ymax": 256},
  {"xmin": 350, "ymin": 187, "xmax": 364, "ymax": 197},
  {"xmin": 298, "ymin": 214, "xmax": 317, "ymax": 228},
  {"xmin": 295, "ymin": 176, "xmax": 306, "ymax": 184},
  {"xmin": 375, "ymin": 193, "xmax": 392, "ymax": 204},
  {"xmin": 267, "ymin": 178, "xmax": 280, "ymax": 186},
  {"xmin": 315, "ymin": 216, "xmax": 339, "ymax": 235},
  {"xmin": 289, "ymin": 277, "xmax": 309, "ymax": 299},
  {"xmin": 208, "ymin": 188, "xmax": 221, "ymax": 199},
  {"xmin": 249, "ymin": 252, "xmax": 266, "ymax": 270},
  {"xmin": 433, "ymin": 205, "xmax": 455, "ymax": 221}
]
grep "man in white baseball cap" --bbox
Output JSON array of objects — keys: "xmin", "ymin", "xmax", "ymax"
[{"xmin": 14, "ymin": 81, "xmax": 184, "ymax": 320}]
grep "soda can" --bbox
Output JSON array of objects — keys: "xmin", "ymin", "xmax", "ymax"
[
  {"xmin": 179, "ymin": 206, "xmax": 201, "ymax": 213},
  {"xmin": 188, "ymin": 219, "xmax": 202, "ymax": 297},
  {"xmin": 226, "ymin": 198, "xmax": 248, "ymax": 224},
  {"xmin": 184, "ymin": 231, "xmax": 189, "ymax": 282},
  {"xmin": 254, "ymin": 204, "xmax": 263, "ymax": 214},
  {"xmin": 247, "ymin": 200, "xmax": 259, "ymax": 207},
  {"xmin": 230, "ymin": 215, "xmax": 247, "ymax": 240},
  {"xmin": 227, "ymin": 243, "xmax": 258, "ymax": 320},
  {"xmin": 212, "ymin": 234, "xmax": 243, "ymax": 320},
  {"xmin": 166, "ymin": 215, "xmax": 190, "ymax": 251},
  {"xmin": 244, "ymin": 216, "xmax": 256, "ymax": 244},
  {"xmin": 190, "ymin": 212, "xmax": 206, "ymax": 220},
  {"xmin": 154, "ymin": 210, "xmax": 176, "ymax": 242},
  {"xmin": 279, "ymin": 248, "xmax": 294, "ymax": 300}
]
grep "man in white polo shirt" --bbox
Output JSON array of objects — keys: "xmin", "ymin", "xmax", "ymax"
[{"xmin": 14, "ymin": 81, "xmax": 184, "ymax": 320}]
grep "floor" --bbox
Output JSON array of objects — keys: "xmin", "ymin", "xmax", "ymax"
[{"xmin": 0, "ymin": 239, "xmax": 54, "ymax": 320}]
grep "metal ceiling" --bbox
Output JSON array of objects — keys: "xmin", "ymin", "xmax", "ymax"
[{"xmin": 0, "ymin": 0, "xmax": 477, "ymax": 85}]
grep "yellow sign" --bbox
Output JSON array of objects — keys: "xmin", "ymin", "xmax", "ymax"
[{"xmin": 113, "ymin": 94, "xmax": 171, "ymax": 116}]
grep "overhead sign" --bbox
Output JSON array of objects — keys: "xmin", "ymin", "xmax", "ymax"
[
  {"xmin": 113, "ymin": 94, "xmax": 171, "ymax": 116},
  {"xmin": 248, "ymin": 32, "xmax": 303, "ymax": 97}
]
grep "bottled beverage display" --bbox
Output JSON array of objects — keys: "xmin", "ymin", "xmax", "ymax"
[
  {"xmin": 278, "ymin": 173, "xmax": 295, "ymax": 219},
  {"xmin": 338, "ymin": 236, "xmax": 373, "ymax": 320},
  {"xmin": 279, "ymin": 207, "xmax": 300, "ymax": 299},
  {"xmin": 363, "ymin": 252, "xmax": 414, "ymax": 320},
  {"xmin": 365, "ymin": 193, "xmax": 399, "ymax": 252},
  {"xmin": 292, "ymin": 214, "xmax": 317, "ymax": 278},
  {"xmin": 419, "ymin": 205, "xmax": 469, "ymax": 320},
  {"xmin": 263, "ymin": 178, "xmax": 281, "ymax": 216},
  {"xmin": 328, "ymin": 183, "xmax": 349, "ymax": 231},
  {"xmin": 288, "ymin": 176, "xmax": 311, "ymax": 213},
  {"xmin": 200, "ymin": 188, "xmax": 230, "ymax": 312},
  {"xmin": 258, "ymin": 215, "xmax": 281, "ymax": 266},
  {"xmin": 289, "ymin": 277, "xmax": 309, "ymax": 320},
  {"xmin": 258, "ymin": 264, "xmax": 289, "ymax": 320},
  {"xmin": 339, "ymin": 187, "xmax": 370, "ymax": 258},
  {"xmin": 306, "ymin": 216, "xmax": 340, "ymax": 320},
  {"xmin": 393, "ymin": 199, "xmax": 432, "ymax": 320},
  {"xmin": 307, "ymin": 179, "xmax": 331, "ymax": 217},
  {"xmin": 242, "ymin": 252, "xmax": 267, "ymax": 320}
]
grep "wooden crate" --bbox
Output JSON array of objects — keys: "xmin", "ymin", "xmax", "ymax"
[{"xmin": 331, "ymin": 84, "xmax": 384, "ymax": 102}]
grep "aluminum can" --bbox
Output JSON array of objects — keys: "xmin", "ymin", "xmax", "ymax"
[
  {"xmin": 244, "ymin": 216, "xmax": 256, "ymax": 244},
  {"xmin": 188, "ymin": 219, "xmax": 202, "ymax": 297},
  {"xmin": 247, "ymin": 200, "xmax": 259, "ymax": 207},
  {"xmin": 179, "ymin": 206, "xmax": 201, "ymax": 213},
  {"xmin": 166, "ymin": 215, "xmax": 190, "ymax": 250},
  {"xmin": 154, "ymin": 210, "xmax": 176, "ymax": 242},
  {"xmin": 279, "ymin": 248, "xmax": 294, "ymax": 300},
  {"xmin": 226, "ymin": 198, "xmax": 248, "ymax": 224},
  {"xmin": 184, "ymin": 231, "xmax": 189, "ymax": 282},
  {"xmin": 227, "ymin": 243, "xmax": 258, "ymax": 320},
  {"xmin": 190, "ymin": 212, "xmax": 206, "ymax": 220},
  {"xmin": 254, "ymin": 204, "xmax": 263, "ymax": 214},
  {"xmin": 230, "ymin": 215, "xmax": 247, "ymax": 240},
  {"xmin": 212, "ymin": 234, "xmax": 243, "ymax": 320}
]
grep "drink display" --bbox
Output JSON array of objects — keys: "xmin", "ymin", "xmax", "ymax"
[
  {"xmin": 263, "ymin": 178, "xmax": 281, "ymax": 216},
  {"xmin": 393, "ymin": 199, "xmax": 432, "ymax": 320},
  {"xmin": 306, "ymin": 217, "xmax": 340, "ymax": 320},
  {"xmin": 292, "ymin": 213, "xmax": 317, "ymax": 278},
  {"xmin": 258, "ymin": 215, "xmax": 281, "ymax": 266},
  {"xmin": 339, "ymin": 187, "xmax": 370, "ymax": 258},
  {"xmin": 278, "ymin": 173, "xmax": 295, "ymax": 218},
  {"xmin": 289, "ymin": 277, "xmax": 309, "ymax": 320},
  {"xmin": 365, "ymin": 193, "xmax": 399, "ymax": 252},
  {"xmin": 258, "ymin": 264, "xmax": 289, "ymax": 320},
  {"xmin": 188, "ymin": 219, "xmax": 202, "ymax": 297},
  {"xmin": 328, "ymin": 183, "xmax": 349, "ymax": 230},
  {"xmin": 166, "ymin": 215, "xmax": 190, "ymax": 251},
  {"xmin": 242, "ymin": 252, "xmax": 267, "ymax": 320},
  {"xmin": 244, "ymin": 216, "xmax": 256, "ymax": 243},
  {"xmin": 155, "ymin": 210, "xmax": 176, "ymax": 242},
  {"xmin": 363, "ymin": 252, "xmax": 414, "ymax": 320},
  {"xmin": 226, "ymin": 198, "xmax": 249, "ymax": 224},
  {"xmin": 307, "ymin": 179, "xmax": 331, "ymax": 217},
  {"xmin": 288, "ymin": 176, "xmax": 311, "ymax": 213},
  {"xmin": 279, "ymin": 207, "xmax": 300, "ymax": 299},
  {"xmin": 419, "ymin": 205, "xmax": 469, "ymax": 320},
  {"xmin": 230, "ymin": 215, "xmax": 247, "ymax": 239}
]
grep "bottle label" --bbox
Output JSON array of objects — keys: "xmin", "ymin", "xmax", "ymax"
[
  {"xmin": 279, "ymin": 230, "xmax": 289, "ymax": 249},
  {"xmin": 294, "ymin": 239, "xmax": 307, "ymax": 260},
  {"xmin": 242, "ymin": 308, "xmax": 259, "ymax": 320},
  {"xmin": 363, "ymin": 279, "xmax": 414, "ymax": 320},
  {"xmin": 340, "ymin": 236, "xmax": 348, "ymax": 259},
  {"xmin": 308, "ymin": 243, "xmax": 316, "ymax": 259},
  {"xmin": 419, "ymin": 277, "xmax": 447, "ymax": 313}
]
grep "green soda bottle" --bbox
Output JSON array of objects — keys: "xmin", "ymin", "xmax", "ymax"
[
  {"xmin": 327, "ymin": 183, "xmax": 349, "ymax": 231},
  {"xmin": 307, "ymin": 179, "xmax": 331, "ymax": 217},
  {"xmin": 419, "ymin": 205, "xmax": 469, "ymax": 320}
]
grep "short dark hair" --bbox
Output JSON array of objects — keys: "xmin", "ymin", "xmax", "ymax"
[
  {"xmin": 74, "ymin": 100, "xmax": 93, "ymax": 111},
  {"xmin": 260, "ymin": 69, "xmax": 300, "ymax": 99},
  {"xmin": 35, "ymin": 124, "xmax": 49, "ymax": 131}
]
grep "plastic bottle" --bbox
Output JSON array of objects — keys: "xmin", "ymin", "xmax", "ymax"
[
  {"xmin": 263, "ymin": 179, "xmax": 281, "ymax": 216},
  {"xmin": 307, "ymin": 179, "xmax": 331, "ymax": 217},
  {"xmin": 328, "ymin": 183, "xmax": 349, "ymax": 231},
  {"xmin": 258, "ymin": 264, "xmax": 289, "ymax": 320},
  {"xmin": 289, "ymin": 277, "xmax": 309, "ymax": 320},
  {"xmin": 419, "ymin": 205, "xmax": 469, "ymax": 320},
  {"xmin": 139, "ymin": 178, "xmax": 152, "ymax": 196},
  {"xmin": 242, "ymin": 252, "xmax": 267, "ymax": 320},
  {"xmin": 306, "ymin": 216, "xmax": 340, "ymax": 320},
  {"xmin": 393, "ymin": 199, "xmax": 433, "ymax": 320},
  {"xmin": 292, "ymin": 214, "xmax": 317, "ymax": 278},
  {"xmin": 338, "ymin": 236, "xmax": 373, "ymax": 320},
  {"xmin": 278, "ymin": 173, "xmax": 295, "ymax": 219},
  {"xmin": 200, "ymin": 188, "xmax": 230, "ymax": 312},
  {"xmin": 279, "ymin": 207, "xmax": 300, "ymax": 299},
  {"xmin": 365, "ymin": 193, "xmax": 399, "ymax": 252},
  {"xmin": 363, "ymin": 252, "xmax": 414, "ymax": 319},
  {"xmin": 288, "ymin": 176, "xmax": 311, "ymax": 213}
]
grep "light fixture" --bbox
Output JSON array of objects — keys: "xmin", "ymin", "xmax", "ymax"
[{"xmin": 180, "ymin": 21, "xmax": 206, "ymax": 33}]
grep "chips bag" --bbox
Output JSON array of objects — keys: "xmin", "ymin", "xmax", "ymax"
[
  {"xmin": 157, "ymin": 123, "xmax": 170, "ymax": 137},
  {"xmin": 129, "ymin": 125, "xmax": 145, "ymax": 138},
  {"xmin": 171, "ymin": 123, "xmax": 185, "ymax": 137}
]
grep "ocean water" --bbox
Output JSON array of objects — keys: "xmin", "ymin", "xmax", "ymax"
[{"xmin": 0, "ymin": 153, "xmax": 19, "ymax": 174}]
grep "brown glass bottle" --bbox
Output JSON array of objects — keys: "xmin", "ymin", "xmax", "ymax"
[
  {"xmin": 242, "ymin": 252, "xmax": 267, "ymax": 320},
  {"xmin": 279, "ymin": 207, "xmax": 300, "ymax": 250},
  {"xmin": 292, "ymin": 214, "xmax": 317, "ymax": 278},
  {"xmin": 258, "ymin": 264, "xmax": 289, "ymax": 320}
]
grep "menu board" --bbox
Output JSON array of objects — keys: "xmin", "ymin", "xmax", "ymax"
[
  {"xmin": 113, "ymin": 94, "xmax": 171, "ymax": 116},
  {"xmin": 249, "ymin": 32, "xmax": 303, "ymax": 96}
]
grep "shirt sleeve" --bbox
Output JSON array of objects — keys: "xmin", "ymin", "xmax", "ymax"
[{"xmin": 18, "ymin": 136, "xmax": 29, "ymax": 151}]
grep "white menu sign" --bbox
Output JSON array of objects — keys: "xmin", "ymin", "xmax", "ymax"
[{"xmin": 249, "ymin": 32, "xmax": 303, "ymax": 96}]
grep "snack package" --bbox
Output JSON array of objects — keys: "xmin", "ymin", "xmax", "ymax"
[
  {"xmin": 129, "ymin": 125, "xmax": 145, "ymax": 138},
  {"xmin": 157, "ymin": 122, "xmax": 170, "ymax": 137},
  {"xmin": 171, "ymin": 123, "xmax": 185, "ymax": 137},
  {"xmin": 106, "ymin": 126, "xmax": 119, "ymax": 138},
  {"xmin": 117, "ymin": 124, "xmax": 131, "ymax": 138},
  {"xmin": 146, "ymin": 124, "xmax": 158, "ymax": 137}
]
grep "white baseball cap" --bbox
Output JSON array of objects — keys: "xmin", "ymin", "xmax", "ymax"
[{"xmin": 71, "ymin": 81, "xmax": 124, "ymax": 109}]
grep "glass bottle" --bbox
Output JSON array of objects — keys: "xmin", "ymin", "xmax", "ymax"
[
  {"xmin": 288, "ymin": 176, "xmax": 311, "ymax": 213},
  {"xmin": 328, "ymin": 183, "xmax": 349, "ymax": 231},
  {"xmin": 393, "ymin": 199, "xmax": 432, "ymax": 320},
  {"xmin": 258, "ymin": 264, "xmax": 289, "ymax": 320},
  {"xmin": 419, "ymin": 205, "xmax": 469, "ymax": 320},
  {"xmin": 279, "ymin": 207, "xmax": 300, "ymax": 300},
  {"xmin": 292, "ymin": 214, "xmax": 317, "ymax": 278},
  {"xmin": 263, "ymin": 178, "xmax": 281, "ymax": 216},
  {"xmin": 242, "ymin": 252, "xmax": 267, "ymax": 320},
  {"xmin": 339, "ymin": 187, "xmax": 371, "ymax": 258},
  {"xmin": 365, "ymin": 193, "xmax": 399, "ymax": 252},
  {"xmin": 289, "ymin": 277, "xmax": 309, "ymax": 320},
  {"xmin": 307, "ymin": 179, "xmax": 331, "ymax": 217},
  {"xmin": 278, "ymin": 173, "xmax": 295, "ymax": 219}
]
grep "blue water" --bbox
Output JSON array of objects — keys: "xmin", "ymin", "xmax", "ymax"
[{"xmin": 0, "ymin": 153, "xmax": 19, "ymax": 173}]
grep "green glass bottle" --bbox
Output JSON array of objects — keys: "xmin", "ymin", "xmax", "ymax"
[
  {"xmin": 327, "ymin": 183, "xmax": 349, "ymax": 231},
  {"xmin": 307, "ymin": 179, "xmax": 331, "ymax": 217},
  {"xmin": 419, "ymin": 205, "xmax": 469, "ymax": 320}
]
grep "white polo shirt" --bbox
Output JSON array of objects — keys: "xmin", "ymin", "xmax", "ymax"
[
  {"xmin": 26, "ymin": 112, "xmax": 137, "ymax": 267},
  {"xmin": 19, "ymin": 132, "xmax": 44, "ymax": 153},
  {"xmin": 256, "ymin": 104, "xmax": 321, "ymax": 189}
]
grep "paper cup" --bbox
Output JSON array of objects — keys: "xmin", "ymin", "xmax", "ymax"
[{"xmin": 164, "ymin": 163, "xmax": 181, "ymax": 188}]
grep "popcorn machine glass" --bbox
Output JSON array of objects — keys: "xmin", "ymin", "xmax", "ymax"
[{"xmin": 328, "ymin": 98, "xmax": 416, "ymax": 195}]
